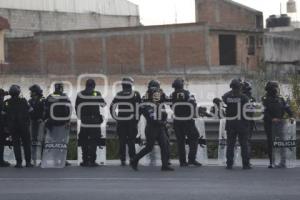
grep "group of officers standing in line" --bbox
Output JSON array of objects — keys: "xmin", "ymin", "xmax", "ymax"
[{"xmin": 0, "ymin": 77, "xmax": 295, "ymax": 171}]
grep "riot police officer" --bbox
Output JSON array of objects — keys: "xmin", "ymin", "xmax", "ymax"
[
  {"xmin": 45, "ymin": 83, "xmax": 72, "ymax": 128},
  {"xmin": 170, "ymin": 78, "xmax": 201, "ymax": 167},
  {"xmin": 130, "ymin": 80, "xmax": 174, "ymax": 171},
  {"xmin": 29, "ymin": 84, "xmax": 46, "ymax": 165},
  {"xmin": 242, "ymin": 81, "xmax": 256, "ymax": 166},
  {"xmin": 222, "ymin": 79, "xmax": 251, "ymax": 170},
  {"xmin": 3, "ymin": 85, "xmax": 33, "ymax": 168},
  {"xmin": 262, "ymin": 81, "xmax": 294, "ymax": 168},
  {"xmin": 110, "ymin": 77, "xmax": 141, "ymax": 166},
  {"xmin": 75, "ymin": 79, "xmax": 106, "ymax": 167},
  {"xmin": 0, "ymin": 89, "xmax": 10, "ymax": 167}
]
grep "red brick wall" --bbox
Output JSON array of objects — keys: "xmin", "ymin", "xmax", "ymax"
[
  {"xmin": 106, "ymin": 35, "xmax": 141, "ymax": 74},
  {"xmin": 6, "ymin": 38, "xmax": 40, "ymax": 73},
  {"xmin": 4, "ymin": 23, "xmax": 262, "ymax": 75},
  {"xmin": 144, "ymin": 34, "xmax": 167, "ymax": 72},
  {"xmin": 44, "ymin": 38, "xmax": 72, "ymax": 74},
  {"xmin": 74, "ymin": 37, "xmax": 103, "ymax": 73},
  {"xmin": 196, "ymin": 0, "xmax": 263, "ymax": 30},
  {"xmin": 170, "ymin": 32, "xmax": 207, "ymax": 68}
]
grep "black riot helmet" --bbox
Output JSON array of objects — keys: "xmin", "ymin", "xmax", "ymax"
[
  {"xmin": 172, "ymin": 78, "xmax": 184, "ymax": 90},
  {"xmin": 213, "ymin": 98, "xmax": 222, "ymax": 106},
  {"xmin": 230, "ymin": 79, "xmax": 242, "ymax": 90},
  {"xmin": 265, "ymin": 81, "xmax": 279, "ymax": 91},
  {"xmin": 9, "ymin": 85, "xmax": 21, "ymax": 97},
  {"xmin": 122, "ymin": 77, "xmax": 134, "ymax": 91},
  {"xmin": 265, "ymin": 81, "xmax": 279, "ymax": 96},
  {"xmin": 54, "ymin": 82, "xmax": 64, "ymax": 94},
  {"xmin": 242, "ymin": 81, "xmax": 252, "ymax": 93},
  {"xmin": 148, "ymin": 80, "xmax": 160, "ymax": 91},
  {"xmin": 85, "ymin": 79, "xmax": 96, "ymax": 90},
  {"xmin": 29, "ymin": 84, "xmax": 43, "ymax": 97}
]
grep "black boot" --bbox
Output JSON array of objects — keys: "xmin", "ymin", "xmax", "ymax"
[
  {"xmin": 130, "ymin": 159, "xmax": 138, "ymax": 171},
  {"xmin": 15, "ymin": 163, "xmax": 23, "ymax": 168},
  {"xmin": 161, "ymin": 166, "xmax": 174, "ymax": 171},
  {"xmin": 188, "ymin": 160, "xmax": 202, "ymax": 167}
]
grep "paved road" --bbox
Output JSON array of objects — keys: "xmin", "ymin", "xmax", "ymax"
[{"xmin": 0, "ymin": 165, "xmax": 300, "ymax": 200}]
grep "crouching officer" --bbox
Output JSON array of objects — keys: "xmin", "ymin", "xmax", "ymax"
[
  {"xmin": 222, "ymin": 79, "xmax": 251, "ymax": 170},
  {"xmin": 0, "ymin": 89, "xmax": 10, "ymax": 167},
  {"xmin": 170, "ymin": 78, "xmax": 201, "ymax": 167},
  {"xmin": 262, "ymin": 81, "xmax": 294, "ymax": 168},
  {"xmin": 3, "ymin": 85, "xmax": 33, "ymax": 168},
  {"xmin": 130, "ymin": 80, "xmax": 174, "ymax": 171},
  {"xmin": 75, "ymin": 79, "xmax": 106, "ymax": 167},
  {"xmin": 110, "ymin": 77, "xmax": 141, "ymax": 166}
]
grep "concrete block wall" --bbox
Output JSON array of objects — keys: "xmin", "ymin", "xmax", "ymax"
[{"xmin": 0, "ymin": 8, "xmax": 140, "ymax": 38}]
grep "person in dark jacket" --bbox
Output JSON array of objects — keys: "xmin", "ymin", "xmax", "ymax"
[
  {"xmin": 45, "ymin": 83, "xmax": 72, "ymax": 128},
  {"xmin": 0, "ymin": 89, "xmax": 10, "ymax": 167},
  {"xmin": 3, "ymin": 85, "xmax": 33, "ymax": 168},
  {"xmin": 75, "ymin": 79, "xmax": 106, "ymax": 167},
  {"xmin": 29, "ymin": 84, "xmax": 46, "ymax": 165},
  {"xmin": 110, "ymin": 77, "xmax": 141, "ymax": 166},
  {"xmin": 130, "ymin": 80, "xmax": 174, "ymax": 171},
  {"xmin": 262, "ymin": 81, "xmax": 294, "ymax": 168},
  {"xmin": 222, "ymin": 79, "xmax": 251, "ymax": 170},
  {"xmin": 170, "ymin": 78, "xmax": 202, "ymax": 167}
]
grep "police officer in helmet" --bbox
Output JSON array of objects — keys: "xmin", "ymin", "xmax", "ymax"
[
  {"xmin": 0, "ymin": 89, "xmax": 10, "ymax": 167},
  {"xmin": 110, "ymin": 77, "xmax": 141, "ymax": 166},
  {"xmin": 170, "ymin": 78, "xmax": 202, "ymax": 167},
  {"xmin": 262, "ymin": 81, "xmax": 294, "ymax": 168},
  {"xmin": 222, "ymin": 79, "xmax": 251, "ymax": 170},
  {"xmin": 3, "ymin": 85, "xmax": 33, "ymax": 168},
  {"xmin": 75, "ymin": 79, "xmax": 106, "ymax": 167},
  {"xmin": 130, "ymin": 80, "xmax": 174, "ymax": 171},
  {"xmin": 28, "ymin": 84, "xmax": 46, "ymax": 165}
]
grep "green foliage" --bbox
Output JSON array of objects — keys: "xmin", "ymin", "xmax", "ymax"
[{"xmin": 289, "ymin": 74, "xmax": 300, "ymax": 118}]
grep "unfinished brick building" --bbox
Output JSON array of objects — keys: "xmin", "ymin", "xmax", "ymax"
[{"xmin": 1, "ymin": 0, "xmax": 264, "ymax": 79}]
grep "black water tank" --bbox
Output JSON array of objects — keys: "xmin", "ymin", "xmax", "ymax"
[{"xmin": 266, "ymin": 14, "xmax": 291, "ymax": 28}]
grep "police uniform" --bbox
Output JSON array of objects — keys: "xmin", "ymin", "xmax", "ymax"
[
  {"xmin": 222, "ymin": 80, "xmax": 251, "ymax": 169},
  {"xmin": 4, "ymin": 85, "xmax": 33, "ymax": 168},
  {"xmin": 131, "ymin": 80, "xmax": 174, "ymax": 171},
  {"xmin": 0, "ymin": 89, "xmax": 10, "ymax": 167},
  {"xmin": 110, "ymin": 87, "xmax": 141, "ymax": 165},
  {"xmin": 170, "ymin": 88, "xmax": 200, "ymax": 166},
  {"xmin": 242, "ymin": 82, "xmax": 256, "ymax": 164},
  {"xmin": 262, "ymin": 83, "xmax": 293, "ymax": 168},
  {"xmin": 75, "ymin": 88, "xmax": 106, "ymax": 166}
]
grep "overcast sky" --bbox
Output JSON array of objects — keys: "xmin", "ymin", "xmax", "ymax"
[{"xmin": 129, "ymin": 0, "xmax": 300, "ymax": 25}]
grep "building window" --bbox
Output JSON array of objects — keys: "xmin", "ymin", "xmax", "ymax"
[
  {"xmin": 219, "ymin": 35, "xmax": 236, "ymax": 66},
  {"xmin": 256, "ymin": 15, "xmax": 263, "ymax": 29},
  {"xmin": 247, "ymin": 36, "xmax": 255, "ymax": 55}
]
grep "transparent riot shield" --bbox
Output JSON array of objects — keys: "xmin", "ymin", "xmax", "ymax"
[
  {"xmin": 272, "ymin": 120, "xmax": 297, "ymax": 168},
  {"xmin": 217, "ymin": 119, "xmax": 241, "ymax": 166},
  {"xmin": 194, "ymin": 118, "xmax": 208, "ymax": 165},
  {"xmin": 30, "ymin": 120, "xmax": 45, "ymax": 166},
  {"xmin": 218, "ymin": 119, "xmax": 227, "ymax": 165},
  {"xmin": 41, "ymin": 125, "xmax": 70, "ymax": 168}
]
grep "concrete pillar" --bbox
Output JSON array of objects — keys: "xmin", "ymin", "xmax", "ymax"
[{"xmin": 0, "ymin": 30, "xmax": 5, "ymax": 63}]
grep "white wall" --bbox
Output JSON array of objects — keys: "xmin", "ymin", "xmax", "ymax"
[{"xmin": 0, "ymin": 0, "xmax": 139, "ymax": 16}]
